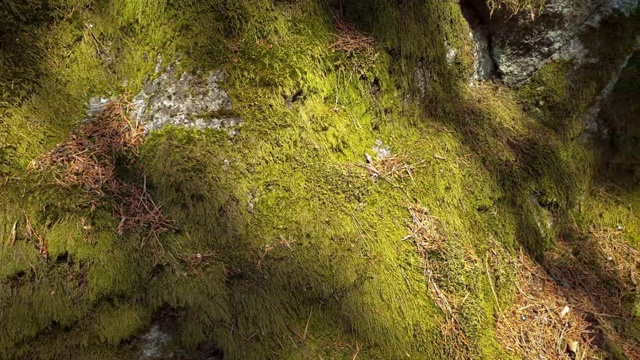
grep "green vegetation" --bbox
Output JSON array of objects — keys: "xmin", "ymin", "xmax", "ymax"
[
  {"xmin": 486, "ymin": 0, "xmax": 547, "ymax": 14},
  {"xmin": 0, "ymin": 0, "xmax": 638, "ymax": 359}
]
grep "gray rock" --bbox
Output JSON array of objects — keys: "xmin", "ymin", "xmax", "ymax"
[
  {"xmin": 139, "ymin": 325, "xmax": 172, "ymax": 360},
  {"xmin": 469, "ymin": 26, "xmax": 496, "ymax": 81},
  {"xmin": 414, "ymin": 60, "xmax": 429, "ymax": 96},
  {"xmin": 131, "ymin": 61, "xmax": 242, "ymax": 133},
  {"xmin": 583, "ymin": 47, "xmax": 638, "ymax": 136},
  {"xmin": 461, "ymin": 1, "xmax": 498, "ymax": 81},
  {"xmin": 445, "ymin": 42, "xmax": 458, "ymax": 65},
  {"xmin": 86, "ymin": 97, "xmax": 110, "ymax": 119},
  {"xmin": 464, "ymin": 0, "xmax": 638, "ymax": 85},
  {"xmin": 136, "ymin": 320, "xmax": 224, "ymax": 360}
]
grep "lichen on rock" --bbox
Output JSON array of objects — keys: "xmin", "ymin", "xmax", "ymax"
[
  {"xmin": 469, "ymin": 0, "xmax": 639, "ymax": 85},
  {"xmin": 131, "ymin": 62, "xmax": 242, "ymax": 133}
]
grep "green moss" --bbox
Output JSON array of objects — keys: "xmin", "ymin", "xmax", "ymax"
[
  {"xmin": 604, "ymin": 339, "xmax": 628, "ymax": 360},
  {"xmin": 486, "ymin": 0, "xmax": 547, "ymax": 15},
  {"xmin": 518, "ymin": 61, "xmax": 597, "ymax": 136},
  {"xmin": 1, "ymin": 0, "xmax": 639, "ymax": 359},
  {"xmin": 94, "ymin": 303, "xmax": 147, "ymax": 344}
]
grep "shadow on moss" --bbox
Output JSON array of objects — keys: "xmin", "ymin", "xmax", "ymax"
[{"xmin": 1, "ymin": 0, "xmax": 639, "ymax": 359}]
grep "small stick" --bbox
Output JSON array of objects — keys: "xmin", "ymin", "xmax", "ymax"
[
  {"xmin": 352, "ymin": 341, "xmax": 360, "ymax": 360},
  {"xmin": 302, "ymin": 308, "xmax": 313, "ymax": 341},
  {"xmin": 485, "ymin": 252, "xmax": 501, "ymax": 313},
  {"xmin": 8, "ymin": 220, "xmax": 17, "ymax": 246}
]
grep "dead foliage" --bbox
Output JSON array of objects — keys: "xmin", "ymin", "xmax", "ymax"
[
  {"xmin": 7, "ymin": 220, "xmax": 17, "ymax": 247},
  {"xmin": 111, "ymin": 179, "xmax": 177, "ymax": 245},
  {"xmin": 362, "ymin": 154, "xmax": 420, "ymax": 182},
  {"xmin": 23, "ymin": 212, "xmax": 48, "ymax": 259},
  {"xmin": 544, "ymin": 226, "xmax": 640, "ymax": 358},
  {"xmin": 31, "ymin": 97, "xmax": 177, "ymax": 245},
  {"xmin": 330, "ymin": 19, "xmax": 375, "ymax": 53},
  {"xmin": 495, "ymin": 225, "xmax": 640, "ymax": 360},
  {"xmin": 486, "ymin": 0, "xmax": 547, "ymax": 19},
  {"xmin": 405, "ymin": 204, "xmax": 474, "ymax": 359},
  {"xmin": 32, "ymin": 98, "xmax": 143, "ymax": 193},
  {"xmin": 496, "ymin": 250, "xmax": 599, "ymax": 360}
]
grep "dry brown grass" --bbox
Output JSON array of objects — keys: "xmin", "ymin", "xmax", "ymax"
[
  {"xmin": 487, "ymin": 0, "xmax": 547, "ymax": 19},
  {"xmin": 406, "ymin": 204, "xmax": 474, "ymax": 359},
  {"xmin": 32, "ymin": 98, "xmax": 143, "ymax": 193},
  {"xmin": 362, "ymin": 154, "xmax": 422, "ymax": 183},
  {"xmin": 23, "ymin": 211, "xmax": 48, "ymax": 259},
  {"xmin": 495, "ymin": 224, "xmax": 640, "ymax": 360},
  {"xmin": 405, "ymin": 201, "xmax": 639, "ymax": 360},
  {"xmin": 496, "ymin": 250, "xmax": 598, "ymax": 360},
  {"xmin": 32, "ymin": 97, "xmax": 177, "ymax": 245},
  {"xmin": 330, "ymin": 19, "xmax": 375, "ymax": 53}
]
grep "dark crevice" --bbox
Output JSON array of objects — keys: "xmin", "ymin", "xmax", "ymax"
[{"xmin": 459, "ymin": 0, "xmax": 499, "ymax": 81}]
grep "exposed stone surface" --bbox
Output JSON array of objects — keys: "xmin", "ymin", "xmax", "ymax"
[
  {"xmin": 588, "ymin": 49, "xmax": 640, "ymax": 177},
  {"xmin": 463, "ymin": 0, "xmax": 638, "ymax": 85},
  {"xmin": 414, "ymin": 60, "xmax": 429, "ymax": 96},
  {"xmin": 136, "ymin": 320, "xmax": 224, "ymax": 360},
  {"xmin": 139, "ymin": 325, "xmax": 172, "ymax": 360},
  {"xmin": 86, "ymin": 97, "xmax": 110, "ymax": 119},
  {"xmin": 445, "ymin": 42, "xmax": 458, "ymax": 65},
  {"xmin": 583, "ymin": 47, "xmax": 639, "ymax": 135},
  {"xmin": 461, "ymin": 1, "xmax": 498, "ymax": 81},
  {"xmin": 131, "ymin": 62, "xmax": 242, "ymax": 133}
]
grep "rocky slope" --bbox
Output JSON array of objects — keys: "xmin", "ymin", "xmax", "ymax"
[{"xmin": 0, "ymin": 0, "xmax": 638, "ymax": 359}]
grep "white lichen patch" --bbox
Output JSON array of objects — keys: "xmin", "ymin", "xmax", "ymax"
[
  {"xmin": 131, "ymin": 62, "xmax": 242, "ymax": 133},
  {"xmin": 445, "ymin": 42, "xmax": 457, "ymax": 65},
  {"xmin": 139, "ymin": 325, "xmax": 172, "ymax": 360},
  {"xmin": 373, "ymin": 139, "xmax": 391, "ymax": 160}
]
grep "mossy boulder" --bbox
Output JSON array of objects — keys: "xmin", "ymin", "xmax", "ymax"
[{"xmin": 0, "ymin": 0, "xmax": 639, "ymax": 359}]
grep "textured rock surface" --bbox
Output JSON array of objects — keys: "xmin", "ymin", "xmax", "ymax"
[
  {"xmin": 136, "ymin": 322, "xmax": 224, "ymax": 360},
  {"xmin": 131, "ymin": 62, "xmax": 242, "ymax": 133},
  {"xmin": 462, "ymin": 5, "xmax": 496, "ymax": 81},
  {"xmin": 465, "ymin": 0, "xmax": 638, "ymax": 85},
  {"xmin": 584, "ymin": 47, "xmax": 639, "ymax": 134},
  {"xmin": 590, "ymin": 49, "xmax": 640, "ymax": 175},
  {"xmin": 139, "ymin": 325, "xmax": 171, "ymax": 360}
]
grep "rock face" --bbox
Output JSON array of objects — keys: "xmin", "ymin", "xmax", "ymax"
[
  {"xmin": 591, "ymin": 50, "xmax": 640, "ymax": 177},
  {"xmin": 139, "ymin": 325, "xmax": 172, "ymax": 360},
  {"xmin": 463, "ymin": 0, "xmax": 638, "ymax": 85},
  {"xmin": 136, "ymin": 321, "xmax": 224, "ymax": 360},
  {"xmin": 461, "ymin": 1, "xmax": 498, "ymax": 81},
  {"xmin": 131, "ymin": 61, "xmax": 242, "ymax": 133}
]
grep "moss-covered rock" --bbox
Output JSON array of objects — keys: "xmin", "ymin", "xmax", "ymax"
[{"xmin": 0, "ymin": 0, "xmax": 639, "ymax": 359}]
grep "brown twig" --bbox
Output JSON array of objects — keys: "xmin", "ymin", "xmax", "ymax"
[{"xmin": 23, "ymin": 212, "xmax": 48, "ymax": 259}]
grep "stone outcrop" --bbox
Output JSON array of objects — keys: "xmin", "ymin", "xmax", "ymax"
[
  {"xmin": 463, "ymin": 0, "xmax": 638, "ymax": 85},
  {"xmin": 131, "ymin": 59, "xmax": 242, "ymax": 134}
]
